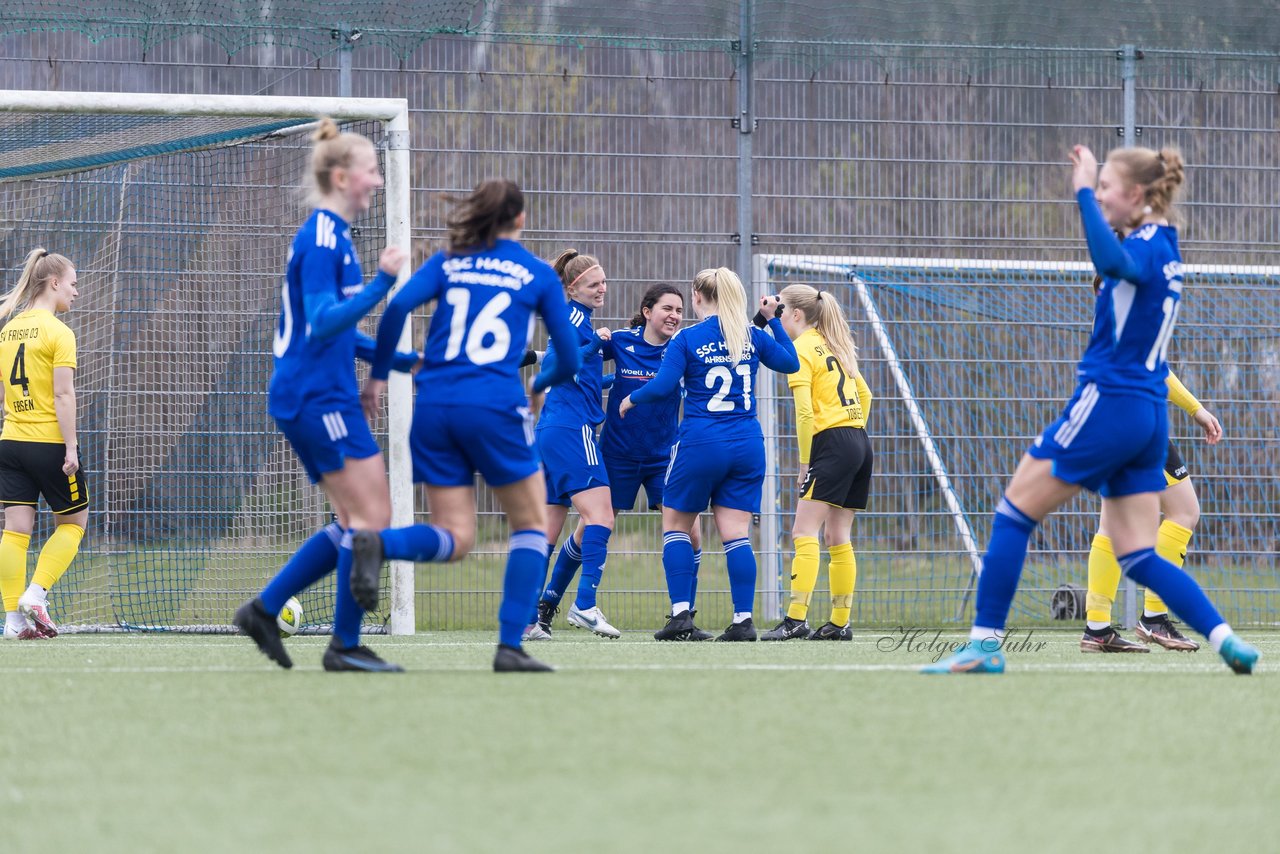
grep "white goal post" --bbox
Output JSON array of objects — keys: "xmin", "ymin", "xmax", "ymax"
[
  {"xmin": 756, "ymin": 252, "xmax": 1280, "ymax": 629},
  {"xmin": 0, "ymin": 89, "xmax": 415, "ymax": 634}
]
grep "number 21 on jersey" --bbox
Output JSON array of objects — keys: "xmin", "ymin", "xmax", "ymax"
[{"xmin": 706, "ymin": 364, "xmax": 752, "ymax": 412}]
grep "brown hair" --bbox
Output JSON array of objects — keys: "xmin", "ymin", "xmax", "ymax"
[
  {"xmin": 778, "ymin": 284, "xmax": 859, "ymax": 377},
  {"xmin": 446, "ymin": 179, "xmax": 525, "ymax": 254},
  {"xmin": 552, "ymin": 249, "xmax": 603, "ymax": 297},
  {"xmin": 692, "ymin": 267, "xmax": 749, "ymax": 368},
  {"xmin": 1106, "ymin": 146, "xmax": 1186, "ymax": 226},
  {"xmin": 1, "ymin": 248, "xmax": 73, "ymax": 319},
  {"xmin": 309, "ymin": 116, "xmax": 375, "ymax": 203},
  {"xmin": 630, "ymin": 284, "xmax": 684, "ymax": 328}
]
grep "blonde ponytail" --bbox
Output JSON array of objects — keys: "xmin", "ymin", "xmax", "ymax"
[
  {"xmin": 308, "ymin": 116, "xmax": 375, "ymax": 204},
  {"xmin": 1, "ymin": 248, "xmax": 72, "ymax": 319},
  {"xmin": 1107, "ymin": 146, "xmax": 1187, "ymax": 225},
  {"xmin": 693, "ymin": 267, "xmax": 749, "ymax": 368},
  {"xmin": 779, "ymin": 284, "xmax": 859, "ymax": 377}
]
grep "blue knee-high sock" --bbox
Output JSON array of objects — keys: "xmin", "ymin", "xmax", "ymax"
[
  {"xmin": 690, "ymin": 549, "xmax": 702, "ymax": 609},
  {"xmin": 573, "ymin": 525, "xmax": 612, "ymax": 610},
  {"xmin": 973, "ymin": 498, "xmax": 1038, "ymax": 631},
  {"xmin": 723, "ymin": 538, "xmax": 757, "ymax": 615},
  {"xmin": 541, "ymin": 535, "xmax": 582, "ymax": 607},
  {"xmin": 333, "ymin": 529, "xmax": 363, "ymax": 648},
  {"xmin": 663, "ymin": 531, "xmax": 694, "ymax": 609},
  {"xmin": 501, "ymin": 530, "xmax": 549, "ymax": 649},
  {"xmin": 261, "ymin": 522, "xmax": 341, "ymax": 614},
  {"xmin": 1120, "ymin": 548, "xmax": 1226, "ymax": 638},
  {"xmin": 379, "ymin": 524, "xmax": 455, "ymax": 562}
]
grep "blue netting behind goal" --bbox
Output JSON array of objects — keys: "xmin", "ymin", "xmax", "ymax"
[
  {"xmin": 0, "ymin": 113, "xmax": 391, "ymax": 632},
  {"xmin": 767, "ymin": 257, "xmax": 1280, "ymax": 627}
]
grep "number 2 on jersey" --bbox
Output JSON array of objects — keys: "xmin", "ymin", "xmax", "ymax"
[
  {"xmin": 9, "ymin": 342, "xmax": 29, "ymax": 398},
  {"xmin": 443, "ymin": 288, "xmax": 512, "ymax": 365},
  {"xmin": 706, "ymin": 364, "xmax": 752, "ymax": 412},
  {"xmin": 824, "ymin": 355, "xmax": 859, "ymax": 407}
]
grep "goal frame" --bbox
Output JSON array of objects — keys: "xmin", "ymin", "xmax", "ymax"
[
  {"xmin": 757, "ymin": 252, "xmax": 1280, "ymax": 628},
  {"xmin": 0, "ymin": 89, "xmax": 416, "ymax": 634}
]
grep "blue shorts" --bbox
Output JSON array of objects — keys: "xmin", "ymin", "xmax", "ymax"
[
  {"xmin": 412, "ymin": 402, "xmax": 539, "ymax": 488},
  {"xmin": 274, "ymin": 402, "xmax": 381, "ymax": 484},
  {"xmin": 1028, "ymin": 383, "xmax": 1168, "ymax": 498},
  {"xmin": 537, "ymin": 424, "xmax": 610, "ymax": 508},
  {"xmin": 606, "ymin": 453, "xmax": 669, "ymax": 511},
  {"xmin": 663, "ymin": 439, "xmax": 765, "ymax": 514}
]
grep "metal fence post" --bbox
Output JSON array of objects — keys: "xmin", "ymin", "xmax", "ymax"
[
  {"xmin": 736, "ymin": 1, "xmax": 782, "ymax": 619},
  {"xmin": 1119, "ymin": 42, "xmax": 1142, "ymax": 631}
]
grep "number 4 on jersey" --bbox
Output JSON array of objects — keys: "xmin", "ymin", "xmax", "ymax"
[{"xmin": 9, "ymin": 342, "xmax": 29, "ymax": 397}]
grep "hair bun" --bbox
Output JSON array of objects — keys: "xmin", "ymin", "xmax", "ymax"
[{"xmin": 312, "ymin": 116, "xmax": 340, "ymax": 143}]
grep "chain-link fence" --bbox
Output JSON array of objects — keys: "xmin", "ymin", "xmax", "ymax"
[{"xmin": 2, "ymin": 2, "xmax": 1277, "ymax": 629}]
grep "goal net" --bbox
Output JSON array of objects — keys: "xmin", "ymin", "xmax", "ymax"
[
  {"xmin": 759, "ymin": 254, "xmax": 1280, "ymax": 628},
  {"xmin": 0, "ymin": 91, "xmax": 413, "ymax": 633}
]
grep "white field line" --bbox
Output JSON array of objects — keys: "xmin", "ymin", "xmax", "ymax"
[
  {"xmin": 11, "ymin": 635, "xmax": 1280, "ymax": 649},
  {"xmin": 0, "ymin": 661, "xmax": 1261, "ymax": 675}
]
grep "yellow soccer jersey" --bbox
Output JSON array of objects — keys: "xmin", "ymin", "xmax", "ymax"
[
  {"xmin": 788, "ymin": 328, "xmax": 871, "ymax": 462},
  {"xmin": 0, "ymin": 308, "xmax": 77, "ymax": 443},
  {"xmin": 1166, "ymin": 370, "xmax": 1202, "ymax": 417}
]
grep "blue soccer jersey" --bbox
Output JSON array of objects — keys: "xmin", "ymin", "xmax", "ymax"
[
  {"xmin": 629, "ymin": 317, "xmax": 799, "ymax": 445},
  {"xmin": 371, "ymin": 239, "xmax": 577, "ymax": 410},
  {"xmin": 537, "ymin": 300, "xmax": 606, "ymax": 429},
  {"xmin": 1076, "ymin": 189, "xmax": 1184, "ymax": 401},
  {"xmin": 269, "ymin": 209, "xmax": 391, "ymax": 420},
  {"xmin": 598, "ymin": 326, "xmax": 679, "ymax": 462}
]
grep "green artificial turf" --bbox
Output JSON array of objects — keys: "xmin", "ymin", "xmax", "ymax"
[{"xmin": 2, "ymin": 629, "xmax": 1275, "ymax": 853}]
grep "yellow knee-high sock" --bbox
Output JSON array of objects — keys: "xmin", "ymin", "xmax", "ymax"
[
  {"xmin": 1085, "ymin": 534, "xmax": 1120, "ymax": 625},
  {"xmin": 0, "ymin": 530, "xmax": 32, "ymax": 612},
  {"xmin": 827, "ymin": 541, "xmax": 857, "ymax": 627},
  {"xmin": 1145, "ymin": 520, "xmax": 1193, "ymax": 616},
  {"xmin": 32, "ymin": 523, "xmax": 85, "ymax": 592},
  {"xmin": 786, "ymin": 536, "xmax": 820, "ymax": 620}
]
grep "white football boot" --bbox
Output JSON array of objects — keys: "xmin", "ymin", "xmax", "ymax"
[
  {"xmin": 18, "ymin": 591, "xmax": 57, "ymax": 637},
  {"xmin": 566, "ymin": 605, "xmax": 621, "ymax": 639}
]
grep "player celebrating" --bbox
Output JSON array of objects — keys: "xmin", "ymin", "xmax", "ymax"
[
  {"xmin": 234, "ymin": 118, "xmax": 412, "ymax": 672},
  {"xmin": 925, "ymin": 145, "xmax": 1258, "ymax": 675},
  {"xmin": 530, "ymin": 284, "xmax": 711, "ymax": 641},
  {"xmin": 1081, "ymin": 369, "xmax": 1222, "ymax": 652},
  {"xmin": 620, "ymin": 268, "xmax": 799, "ymax": 641},
  {"xmin": 531, "ymin": 250, "xmax": 619, "ymax": 639},
  {"xmin": 0, "ymin": 249, "xmax": 86, "ymax": 640},
  {"xmin": 357, "ymin": 179, "xmax": 581, "ymax": 673},
  {"xmin": 762, "ymin": 284, "xmax": 873, "ymax": 642}
]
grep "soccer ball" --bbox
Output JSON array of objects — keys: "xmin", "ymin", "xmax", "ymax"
[{"xmin": 277, "ymin": 596, "xmax": 303, "ymax": 638}]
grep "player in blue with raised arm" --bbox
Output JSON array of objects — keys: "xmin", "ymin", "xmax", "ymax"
[
  {"xmin": 530, "ymin": 250, "xmax": 620, "ymax": 639},
  {"xmin": 924, "ymin": 144, "xmax": 1259, "ymax": 675},
  {"xmin": 620, "ymin": 267, "xmax": 799, "ymax": 641},
  {"xmin": 528, "ymin": 284, "xmax": 711, "ymax": 641},
  {"xmin": 234, "ymin": 117, "xmax": 417, "ymax": 673},
  {"xmin": 356, "ymin": 179, "xmax": 581, "ymax": 672}
]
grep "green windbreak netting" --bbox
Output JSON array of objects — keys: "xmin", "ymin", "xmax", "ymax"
[
  {"xmin": 1, "ymin": 1, "xmax": 1278, "ymax": 57},
  {"xmin": 0, "ymin": 115, "xmax": 392, "ymax": 631}
]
